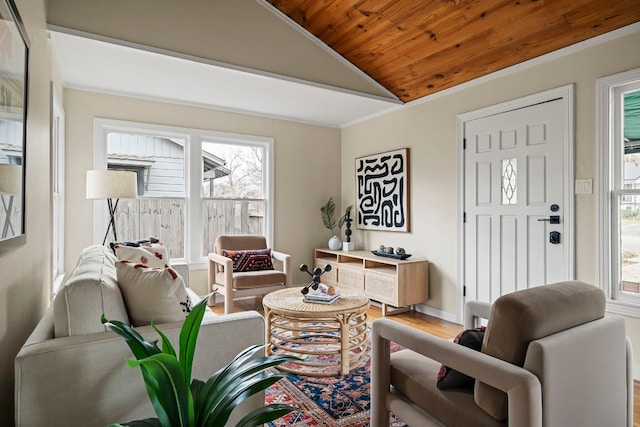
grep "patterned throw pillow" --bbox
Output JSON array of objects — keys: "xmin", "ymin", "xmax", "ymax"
[
  {"xmin": 221, "ymin": 248, "xmax": 274, "ymax": 272},
  {"xmin": 115, "ymin": 260, "xmax": 192, "ymax": 326},
  {"xmin": 436, "ymin": 326, "xmax": 486, "ymax": 389},
  {"xmin": 111, "ymin": 239, "xmax": 168, "ymax": 269}
]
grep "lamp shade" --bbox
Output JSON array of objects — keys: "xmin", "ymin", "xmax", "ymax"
[
  {"xmin": 86, "ymin": 169, "xmax": 137, "ymax": 200},
  {"xmin": 0, "ymin": 164, "xmax": 21, "ymax": 195}
]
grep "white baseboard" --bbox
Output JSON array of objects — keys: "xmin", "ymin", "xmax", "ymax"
[
  {"xmin": 634, "ymin": 364, "xmax": 640, "ymax": 381},
  {"xmin": 412, "ymin": 303, "xmax": 460, "ymax": 324}
]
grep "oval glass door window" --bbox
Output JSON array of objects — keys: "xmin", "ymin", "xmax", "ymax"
[{"xmin": 501, "ymin": 158, "xmax": 517, "ymax": 205}]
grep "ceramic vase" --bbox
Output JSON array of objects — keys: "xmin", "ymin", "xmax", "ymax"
[{"xmin": 328, "ymin": 235, "xmax": 342, "ymax": 250}]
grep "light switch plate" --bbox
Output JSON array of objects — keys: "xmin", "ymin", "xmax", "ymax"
[{"xmin": 575, "ymin": 179, "xmax": 593, "ymax": 194}]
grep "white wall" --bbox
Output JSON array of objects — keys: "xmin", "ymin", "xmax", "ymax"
[
  {"xmin": 63, "ymin": 89, "xmax": 342, "ymax": 292},
  {"xmin": 0, "ymin": 0, "xmax": 52, "ymax": 421},
  {"xmin": 342, "ymin": 27, "xmax": 640, "ymax": 356}
]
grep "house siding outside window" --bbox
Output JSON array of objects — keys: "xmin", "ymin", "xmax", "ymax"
[{"xmin": 94, "ymin": 119, "xmax": 273, "ymax": 265}]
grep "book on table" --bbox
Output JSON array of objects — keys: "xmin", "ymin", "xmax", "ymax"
[{"xmin": 304, "ymin": 288, "xmax": 341, "ymax": 304}]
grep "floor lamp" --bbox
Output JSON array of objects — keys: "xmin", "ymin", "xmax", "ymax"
[
  {"xmin": 86, "ymin": 170, "xmax": 138, "ymax": 245},
  {"xmin": 0, "ymin": 164, "xmax": 21, "ymax": 239}
]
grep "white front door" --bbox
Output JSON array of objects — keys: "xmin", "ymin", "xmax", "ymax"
[{"xmin": 462, "ymin": 88, "xmax": 573, "ymax": 305}]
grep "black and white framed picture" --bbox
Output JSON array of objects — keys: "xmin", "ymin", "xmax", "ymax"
[{"xmin": 355, "ymin": 148, "xmax": 409, "ymax": 232}]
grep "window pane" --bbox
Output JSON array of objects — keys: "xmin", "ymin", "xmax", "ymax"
[
  {"xmin": 620, "ymin": 200, "xmax": 640, "ymax": 295},
  {"xmin": 202, "ymin": 199, "xmax": 265, "ymax": 254},
  {"xmin": 619, "ymin": 89, "xmax": 640, "ymax": 295},
  {"xmin": 107, "ymin": 132, "xmax": 186, "ymax": 197},
  {"xmin": 622, "ymin": 90, "xmax": 640, "ymax": 185},
  {"xmin": 501, "ymin": 158, "xmax": 517, "ymax": 205},
  {"xmin": 107, "ymin": 131, "xmax": 186, "ymax": 257},
  {"xmin": 202, "ymin": 143, "xmax": 263, "ymax": 199},
  {"xmin": 201, "ymin": 142, "xmax": 265, "ymax": 253}
]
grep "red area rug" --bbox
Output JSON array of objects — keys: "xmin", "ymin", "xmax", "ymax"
[{"xmin": 265, "ymin": 341, "xmax": 407, "ymax": 427}]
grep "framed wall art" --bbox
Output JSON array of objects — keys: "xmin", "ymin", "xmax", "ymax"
[
  {"xmin": 0, "ymin": 0, "xmax": 29, "ymax": 250},
  {"xmin": 355, "ymin": 148, "xmax": 409, "ymax": 232}
]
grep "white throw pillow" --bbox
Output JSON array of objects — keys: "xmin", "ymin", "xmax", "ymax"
[
  {"xmin": 113, "ymin": 242, "xmax": 169, "ymax": 269},
  {"xmin": 116, "ymin": 260, "xmax": 192, "ymax": 326}
]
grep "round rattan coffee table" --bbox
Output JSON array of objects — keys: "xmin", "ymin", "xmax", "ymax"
[{"xmin": 263, "ymin": 286, "xmax": 370, "ymax": 376}]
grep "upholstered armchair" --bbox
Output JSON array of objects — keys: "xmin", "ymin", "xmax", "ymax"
[
  {"xmin": 208, "ymin": 235, "xmax": 291, "ymax": 314},
  {"xmin": 371, "ymin": 281, "xmax": 633, "ymax": 427}
]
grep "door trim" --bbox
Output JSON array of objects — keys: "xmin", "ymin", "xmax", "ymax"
[{"xmin": 456, "ymin": 84, "xmax": 575, "ymax": 323}]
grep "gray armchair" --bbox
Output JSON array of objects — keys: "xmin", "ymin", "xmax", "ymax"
[
  {"xmin": 208, "ymin": 235, "xmax": 291, "ymax": 314},
  {"xmin": 371, "ymin": 281, "xmax": 633, "ymax": 427}
]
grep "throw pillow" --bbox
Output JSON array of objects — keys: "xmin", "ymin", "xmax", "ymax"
[
  {"xmin": 111, "ymin": 238, "xmax": 169, "ymax": 269},
  {"xmin": 116, "ymin": 260, "xmax": 192, "ymax": 326},
  {"xmin": 436, "ymin": 326, "xmax": 486, "ymax": 389},
  {"xmin": 109, "ymin": 237, "xmax": 161, "ymax": 254},
  {"xmin": 221, "ymin": 248, "xmax": 274, "ymax": 272}
]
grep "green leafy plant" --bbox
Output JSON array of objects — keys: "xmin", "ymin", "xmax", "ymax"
[
  {"xmin": 102, "ymin": 295, "xmax": 300, "ymax": 427},
  {"xmin": 320, "ymin": 197, "xmax": 353, "ymax": 237}
]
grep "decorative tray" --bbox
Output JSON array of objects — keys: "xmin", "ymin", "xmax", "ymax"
[{"xmin": 371, "ymin": 250, "xmax": 412, "ymax": 260}]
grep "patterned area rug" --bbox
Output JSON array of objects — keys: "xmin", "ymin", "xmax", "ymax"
[{"xmin": 265, "ymin": 341, "xmax": 407, "ymax": 427}]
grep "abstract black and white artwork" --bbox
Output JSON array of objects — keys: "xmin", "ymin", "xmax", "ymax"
[{"xmin": 355, "ymin": 148, "xmax": 409, "ymax": 232}]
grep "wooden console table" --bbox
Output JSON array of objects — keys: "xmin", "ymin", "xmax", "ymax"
[{"xmin": 314, "ymin": 249, "xmax": 429, "ymax": 316}]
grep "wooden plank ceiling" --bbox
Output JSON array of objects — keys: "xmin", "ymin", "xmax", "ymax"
[{"xmin": 267, "ymin": 0, "xmax": 640, "ymax": 102}]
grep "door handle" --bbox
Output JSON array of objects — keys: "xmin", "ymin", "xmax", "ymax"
[{"xmin": 537, "ymin": 215, "xmax": 560, "ymax": 224}]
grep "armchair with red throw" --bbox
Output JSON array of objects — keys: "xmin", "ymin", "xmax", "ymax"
[{"xmin": 208, "ymin": 235, "xmax": 291, "ymax": 314}]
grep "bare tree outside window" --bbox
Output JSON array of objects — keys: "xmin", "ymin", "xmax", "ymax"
[
  {"xmin": 202, "ymin": 143, "xmax": 263, "ymax": 198},
  {"xmin": 202, "ymin": 142, "xmax": 266, "ymax": 254}
]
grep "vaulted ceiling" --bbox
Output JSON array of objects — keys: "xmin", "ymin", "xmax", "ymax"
[
  {"xmin": 47, "ymin": 0, "xmax": 640, "ymax": 127},
  {"xmin": 266, "ymin": 0, "xmax": 640, "ymax": 102}
]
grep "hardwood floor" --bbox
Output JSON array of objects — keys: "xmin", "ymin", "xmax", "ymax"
[
  {"xmin": 211, "ymin": 297, "xmax": 639, "ymax": 425},
  {"xmin": 636, "ymin": 382, "xmax": 640, "ymax": 427}
]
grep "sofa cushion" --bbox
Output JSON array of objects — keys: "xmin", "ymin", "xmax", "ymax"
[
  {"xmin": 116, "ymin": 260, "xmax": 192, "ymax": 326},
  {"xmin": 390, "ymin": 349, "xmax": 504, "ymax": 427},
  {"xmin": 222, "ymin": 248, "xmax": 274, "ymax": 272},
  {"xmin": 112, "ymin": 240, "xmax": 169, "ymax": 269},
  {"xmin": 475, "ymin": 281, "xmax": 606, "ymax": 420},
  {"xmin": 54, "ymin": 244, "xmax": 130, "ymax": 337},
  {"xmin": 437, "ymin": 326, "xmax": 486, "ymax": 389}
]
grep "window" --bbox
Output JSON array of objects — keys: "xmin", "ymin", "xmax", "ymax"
[
  {"xmin": 501, "ymin": 158, "xmax": 517, "ymax": 205},
  {"xmin": 201, "ymin": 140, "xmax": 266, "ymax": 255},
  {"xmin": 598, "ymin": 68, "xmax": 640, "ymax": 315},
  {"xmin": 93, "ymin": 119, "xmax": 273, "ymax": 266}
]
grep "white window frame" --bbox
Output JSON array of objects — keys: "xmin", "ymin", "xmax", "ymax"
[
  {"xmin": 51, "ymin": 84, "xmax": 65, "ymax": 294},
  {"xmin": 93, "ymin": 118, "xmax": 274, "ymax": 269},
  {"xmin": 597, "ymin": 67, "xmax": 640, "ymax": 317}
]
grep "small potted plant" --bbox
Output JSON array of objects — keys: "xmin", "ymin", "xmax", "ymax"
[
  {"xmin": 320, "ymin": 197, "xmax": 353, "ymax": 250},
  {"xmin": 102, "ymin": 295, "xmax": 300, "ymax": 427}
]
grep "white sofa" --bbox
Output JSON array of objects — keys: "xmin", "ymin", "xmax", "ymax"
[{"xmin": 15, "ymin": 245, "xmax": 265, "ymax": 427}]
